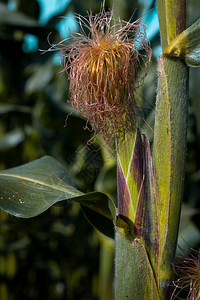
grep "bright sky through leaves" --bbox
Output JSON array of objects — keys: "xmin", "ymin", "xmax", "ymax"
[{"xmin": 7, "ymin": 0, "xmax": 161, "ymax": 56}]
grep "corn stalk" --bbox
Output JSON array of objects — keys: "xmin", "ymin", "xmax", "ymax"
[{"xmin": 115, "ymin": 0, "xmax": 189, "ymax": 299}]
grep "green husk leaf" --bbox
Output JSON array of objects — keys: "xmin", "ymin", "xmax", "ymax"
[
  {"xmin": 115, "ymin": 230, "xmax": 160, "ymax": 300},
  {"xmin": 164, "ymin": 17, "xmax": 200, "ymax": 66},
  {"xmin": 116, "ymin": 128, "xmax": 144, "ymax": 236},
  {"xmin": 134, "ymin": 135, "xmax": 159, "ymax": 280}
]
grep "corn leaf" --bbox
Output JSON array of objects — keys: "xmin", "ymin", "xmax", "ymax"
[
  {"xmin": 164, "ymin": 17, "xmax": 200, "ymax": 66},
  {"xmin": 0, "ymin": 156, "xmax": 116, "ymax": 236}
]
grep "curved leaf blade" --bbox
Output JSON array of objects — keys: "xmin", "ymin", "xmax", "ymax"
[
  {"xmin": 81, "ymin": 206, "xmax": 114, "ymax": 238},
  {"xmin": 0, "ymin": 156, "xmax": 81, "ymax": 217},
  {"xmin": 0, "ymin": 156, "xmax": 116, "ymax": 225}
]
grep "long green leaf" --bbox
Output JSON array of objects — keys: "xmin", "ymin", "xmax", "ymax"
[{"xmin": 0, "ymin": 156, "xmax": 116, "ymax": 231}]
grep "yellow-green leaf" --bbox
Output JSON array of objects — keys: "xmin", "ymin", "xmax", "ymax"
[{"xmin": 164, "ymin": 17, "xmax": 200, "ymax": 66}]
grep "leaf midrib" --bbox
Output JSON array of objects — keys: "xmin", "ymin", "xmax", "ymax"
[{"xmin": 0, "ymin": 173, "xmax": 83, "ymax": 197}]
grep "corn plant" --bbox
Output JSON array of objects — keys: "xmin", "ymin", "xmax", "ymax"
[{"xmin": 0, "ymin": 0, "xmax": 200, "ymax": 299}]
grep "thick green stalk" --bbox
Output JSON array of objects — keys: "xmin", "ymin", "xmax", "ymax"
[
  {"xmin": 154, "ymin": 56, "xmax": 189, "ymax": 298},
  {"xmin": 155, "ymin": 0, "xmax": 189, "ymax": 298},
  {"xmin": 156, "ymin": 0, "xmax": 186, "ymax": 50}
]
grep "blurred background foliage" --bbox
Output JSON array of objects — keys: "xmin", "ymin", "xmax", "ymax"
[{"xmin": 0, "ymin": 0, "xmax": 199, "ymax": 299}]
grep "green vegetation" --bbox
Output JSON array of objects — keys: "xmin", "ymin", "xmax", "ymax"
[{"xmin": 0, "ymin": 0, "xmax": 200, "ymax": 299}]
